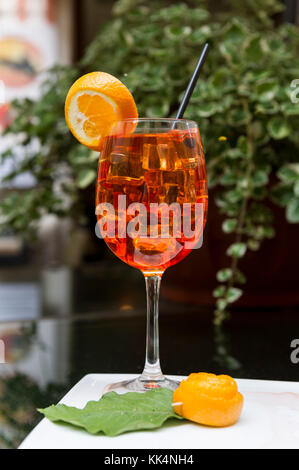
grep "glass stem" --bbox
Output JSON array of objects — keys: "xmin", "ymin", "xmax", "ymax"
[{"xmin": 140, "ymin": 273, "xmax": 164, "ymax": 382}]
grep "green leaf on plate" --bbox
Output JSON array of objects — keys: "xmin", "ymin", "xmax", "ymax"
[{"xmin": 38, "ymin": 389, "xmax": 182, "ymax": 437}]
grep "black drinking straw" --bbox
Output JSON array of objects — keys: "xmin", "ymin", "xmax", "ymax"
[{"xmin": 175, "ymin": 43, "xmax": 210, "ymax": 120}]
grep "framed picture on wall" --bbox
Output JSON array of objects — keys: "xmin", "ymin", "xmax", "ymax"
[{"xmin": 0, "ymin": 0, "xmax": 74, "ymax": 187}]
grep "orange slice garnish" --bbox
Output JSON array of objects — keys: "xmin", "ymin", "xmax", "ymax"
[{"xmin": 65, "ymin": 71, "xmax": 138, "ymax": 150}]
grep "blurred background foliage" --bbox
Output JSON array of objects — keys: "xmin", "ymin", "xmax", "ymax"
[
  {"xmin": 0, "ymin": 0, "xmax": 299, "ymax": 323},
  {"xmin": 0, "ymin": 372, "xmax": 65, "ymax": 448}
]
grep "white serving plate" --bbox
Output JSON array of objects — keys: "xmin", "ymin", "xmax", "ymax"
[{"xmin": 19, "ymin": 374, "xmax": 299, "ymax": 449}]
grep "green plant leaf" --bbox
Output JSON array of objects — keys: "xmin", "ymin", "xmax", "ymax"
[
  {"xmin": 251, "ymin": 121, "xmax": 270, "ymax": 145},
  {"xmin": 227, "ymin": 108, "xmax": 247, "ymax": 126},
  {"xmin": 165, "ymin": 25, "xmax": 192, "ymax": 40},
  {"xmin": 210, "ymin": 68, "xmax": 234, "ymax": 90},
  {"xmin": 216, "ymin": 298, "xmax": 228, "ymax": 311},
  {"xmin": 248, "ymin": 239, "xmax": 260, "ymax": 251},
  {"xmin": 255, "ymin": 101, "xmax": 279, "ymax": 115},
  {"xmin": 226, "ymin": 148, "xmax": 244, "ymax": 159},
  {"xmin": 226, "ymin": 287, "xmax": 243, "ymax": 303},
  {"xmin": 251, "ymin": 169, "xmax": 269, "ymax": 187},
  {"xmin": 213, "ymin": 286, "xmax": 226, "ymax": 298},
  {"xmin": 244, "ymin": 35, "xmax": 263, "ymax": 62},
  {"xmin": 263, "ymin": 226, "xmax": 275, "ymax": 238},
  {"xmin": 217, "ymin": 268, "xmax": 233, "ymax": 282},
  {"xmin": 255, "ymin": 80, "xmax": 278, "ymax": 102},
  {"xmin": 267, "ymin": 117, "xmax": 291, "ymax": 140},
  {"xmin": 226, "ymin": 188, "xmax": 243, "ymax": 203},
  {"xmin": 286, "ymin": 198, "xmax": 299, "ymax": 223},
  {"xmin": 77, "ymin": 169, "xmax": 97, "ymax": 189},
  {"xmin": 223, "ymin": 20, "xmax": 246, "ymax": 44},
  {"xmin": 146, "ymin": 101, "xmax": 170, "ymax": 117},
  {"xmin": 280, "ymin": 102, "xmax": 299, "ymax": 116},
  {"xmin": 38, "ymin": 389, "xmax": 182, "ymax": 437},
  {"xmin": 271, "ymin": 184, "xmax": 295, "ymax": 206},
  {"xmin": 294, "ymin": 181, "xmax": 299, "ymax": 197},
  {"xmin": 222, "ymin": 219, "xmax": 237, "ymax": 233},
  {"xmin": 235, "ymin": 269, "xmax": 247, "ymax": 284},
  {"xmin": 277, "ymin": 164, "xmax": 299, "ymax": 183},
  {"xmin": 197, "ymin": 102, "xmax": 219, "ymax": 117},
  {"xmin": 219, "ymin": 42, "xmax": 239, "ymax": 63},
  {"xmin": 219, "ymin": 170, "xmax": 238, "ymax": 186},
  {"xmin": 226, "ymin": 243, "xmax": 247, "ymax": 258},
  {"xmin": 237, "ymin": 135, "xmax": 250, "ymax": 155}
]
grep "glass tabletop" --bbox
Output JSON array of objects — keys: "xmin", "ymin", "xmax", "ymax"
[{"xmin": 0, "ymin": 260, "xmax": 298, "ymax": 448}]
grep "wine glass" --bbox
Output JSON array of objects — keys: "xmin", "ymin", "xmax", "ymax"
[{"xmin": 96, "ymin": 118, "xmax": 208, "ymax": 393}]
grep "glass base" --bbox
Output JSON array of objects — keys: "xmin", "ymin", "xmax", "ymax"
[{"xmin": 102, "ymin": 376, "xmax": 180, "ymax": 394}]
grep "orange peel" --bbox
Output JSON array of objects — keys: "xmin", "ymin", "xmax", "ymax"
[{"xmin": 173, "ymin": 372, "xmax": 244, "ymax": 427}]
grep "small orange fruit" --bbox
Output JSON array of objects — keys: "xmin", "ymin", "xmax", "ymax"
[
  {"xmin": 65, "ymin": 71, "xmax": 138, "ymax": 150},
  {"xmin": 173, "ymin": 372, "xmax": 244, "ymax": 427}
]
